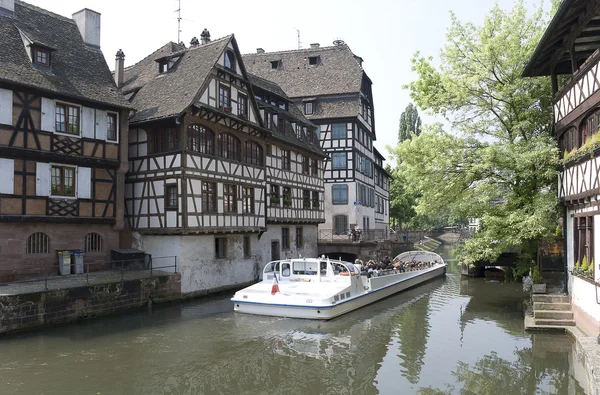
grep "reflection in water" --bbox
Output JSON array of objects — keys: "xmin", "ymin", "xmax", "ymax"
[{"xmin": 0, "ymin": 260, "xmax": 588, "ymax": 394}]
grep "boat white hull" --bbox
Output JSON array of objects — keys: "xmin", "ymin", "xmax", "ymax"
[{"xmin": 232, "ymin": 264, "xmax": 447, "ymax": 320}]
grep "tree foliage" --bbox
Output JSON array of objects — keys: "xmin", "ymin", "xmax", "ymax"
[
  {"xmin": 398, "ymin": 103, "xmax": 422, "ymax": 143},
  {"xmin": 391, "ymin": 1, "xmax": 559, "ymax": 265}
]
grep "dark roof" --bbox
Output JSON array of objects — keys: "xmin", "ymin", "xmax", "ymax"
[
  {"xmin": 247, "ymin": 73, "xmax": 288, "ymax": 99},
  {"xmin": 306, "ymin": 96, "xmax": 361, "ymax": 121},
  {"xmin": 243, "ymin": 44, "xmax": 365, "ymax": 98},
  {"xmin": 523, "ymin": 0, "xmax": 600, "ymax": 77},
  {"xmin": 0, "ymin": 1, "xmax": 130, "ymax": 109},
  {"xmin": 122, "ymin": 37, "xmax": 231, "ymax": 123}
]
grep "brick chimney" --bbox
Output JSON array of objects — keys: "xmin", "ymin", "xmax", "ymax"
[
  {"xmin": 200, "ymin": 29, "xmax": 211, "ymax": 45},
  {"xmin": 0, "ymin": 0, "xmax": 14, "ymax": 17},
  {"xmin": 256, "ymin": 48, "xmax": 265, "ymax": 54},
  {"xmin": 310, "ymin": 43, "xmax": 320, "ymax": 48},
  {"xmin": 114, "ymin": 49, "xmax": 125, "ymax": 88},
  {"xmin": 72, "ymin": 8, "xmax": 101, "ymax": 49}
]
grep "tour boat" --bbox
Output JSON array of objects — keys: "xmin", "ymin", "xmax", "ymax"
[{"xmin": 231, "ymin": 250, "xmax": 447, "ymax": 320}]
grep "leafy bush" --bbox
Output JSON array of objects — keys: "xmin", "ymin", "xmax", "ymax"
[
  {"xmin": 532, "ymin": 266, "xmax": 542, "ymax": 284},
  {"xmin": 581, "ymin": 255, "xmax": 589, "ymax": 272}
]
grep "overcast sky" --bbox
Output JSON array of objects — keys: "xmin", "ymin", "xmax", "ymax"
[{"xmin": 26, "ymin": 0, "xmax": 551, "ymax": 161}]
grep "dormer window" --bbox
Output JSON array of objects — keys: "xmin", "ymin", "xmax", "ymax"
[
  {"xmin": 159, "ymin": 61, "xmax": 169, "ymax": 74},
  {"xmin": 305, "ymin": 101, "xmax": 313, "ymax": 115},
  {"xmin": 31, "ymin": 45, "xmax": 52, "ymax": 67},
  {"xmin": 271, "ymin": 60, "xmax": 280, "ymax": 69},
  {"xmin": 156, "ymin": 56, "xmax": 180, "ymax": 74},
  {"xmin": 225, "ymin": 50, "xmax": 235, "ymax": 71},
  {"xmin": 308, "ymin": 56, "xmax": 319, "ymax": 65}
]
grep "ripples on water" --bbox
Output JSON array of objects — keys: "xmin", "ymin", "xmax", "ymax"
[{"xmin": 0, "ymin": 270, "xmax": 589, "ymax": 394}]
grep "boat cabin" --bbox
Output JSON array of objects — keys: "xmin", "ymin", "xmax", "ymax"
[{"xmin": 262, "ymin": 258, "xmax": 359, "ymax": 282}]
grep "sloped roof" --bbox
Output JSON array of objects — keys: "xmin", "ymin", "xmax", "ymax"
[
  {"xmin": 122, "ymin": 36, "xmax": 231, "ymax": 123},
  {"xmin": 0, "ymin": 1, "xmax": 130, "ymax": 109},
  {"xmin": 307, "ymin": 96, "xmax": 361, "ymax": 120},
  {"xmin": 243, "ymin": 44, "xmax": 365, "ymax": 98}
]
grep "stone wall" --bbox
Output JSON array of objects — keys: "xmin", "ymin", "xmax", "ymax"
[{"xmin": 0, "ymin": 273, "xmax": 181, "ymax": 335}]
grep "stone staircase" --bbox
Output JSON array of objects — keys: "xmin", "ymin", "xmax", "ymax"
[{"xmin": 532, "ymin": 294, "xmax": 575, "ymax": 327}]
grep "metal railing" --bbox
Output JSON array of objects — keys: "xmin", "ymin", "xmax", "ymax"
[
  {"xmin": 318, "ymin": 229, "xmax": 388, "ymax": 243},
  {"xmin": 0, "ymin": 256, "xmax": 178, "ymax": 291}
]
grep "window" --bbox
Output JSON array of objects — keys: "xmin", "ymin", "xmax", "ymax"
[
  {"xmin": 331, "ymin": 152, "xmax": 347, "ymax": 169},
  {"xmin": 202, "ymin": 182, "xmax": 217, "ymax": 212},
  {"xmin": 282, "ymin": 150, "xmax": 291, "ymax": 170},
  {"xmin": 107, "ymin": 113, "xmax": 117, "ymax": 141},
  {"xmin": 278, "ymin": 116, "xmax": 285, "ymax": 133},
  {"xmin": 243, "ymin": 187, "xmax": 254, "ymax": 213},
  {"xmin": 270, "ymin": 60, "xmax": 280, "ymax": 69},
  {"xmin": 151, "ymin": 127, "xmax": 180, "ymax": 153},
  {"xmin": 332, "ymin": 184, "xmax": 348, "ymax": 204},
  {"xmin": 165, "ymin": 184, "xmax": 178, "ymax": 209},
  {"xmin": 312, "ymin": 191, "xmax": 320, "ymax": 209},
  {"xmin": 243, "ymin": 236, "xmax": 251, "ymax": 258},
  {"xmin": 224, "ymin": 50, "xmax": 235, "ymax": 71},
  {"xmin": 576, "ymin": 216, "xmax": 594, "ymax": 272},
  {"xmin": 332, "ymin": 123, "xmax": 345, "ymax": 139},
  {"xmin": 296, "ymin": 227, "xmax": 303, "ymax": 248},
  {"xmin": 159, "ymin": 61, "xmax": 169, "ymax": 73},
  {"xmin": 26, "ymin": 232, "xmax": 50, "ymax": 254},
  {"xmin": 311, "ymin": 159, "xmax": 319, "ymax": 176},
  {"xmin": 302, "ymin": 156, "xmax": 310, "ymax": 175},
  {"xmin": 303, "ymin": 189, "xmax": 310, "ymax": 209},
  {"xmin": 187, "ymin": 124, "xmax": 214, "ymax": 154},
  {"xmin": 282, "ymin": 228, "xmax": 290, "ymax": 250},
  {"xmin": 308, "ymin": 56, "xmax": 319, "ymax": 65},
  {"xmin": 244, "ymin": 141, "xmax": 263, "ymax": 166},
  {"xmin": 296, "ymin": 124, "xmax": 302, "ymax": 139},
  {"xmin": 270, "ymin": 184, "xmax": 280, "ymax": 206},
  {"xmin": 333, "ymin": 215, "xmax": 348, "ymax": 235},
  {"xmin": 305, "ymin": 102, "xmax": 313, "ymax": 115},
  {"xmin": 84, "ymin": 233, "xmax": 103, "ymax": 253},
  {"xmin": 238, "ymin": 94, "xmax": 248, "ymax": 118},
  {"xmin": 265, "ymin": 111, "xmax": 273, "ymax": 129},
  {"xmin": 283, "ymin": 187, "xmax": 292, "ymax": 207},
  {"xmin": 55, "ymin": 103, "xmax": 80, "ymax": 135},
  {"xmin": 215, "ymin": 237, "xmax": 227, "ymax": 259},
  {"xmin": 223, "ymin": 184, "xmax": 237, "ymax": 213},
  {"xmin": 218, "ymin": 133, "xmax": 241, "ymax": 161},
  {"xmin": 219, "ymin": 84, "xmax": 231, "ymax": 110},
  {"xmin": 51, "ymin": 165, "xmax": 75, "ymax": 197},
  {"xmin": 33, "ymin": 47, "xmax": 50, "ymax": 67}
]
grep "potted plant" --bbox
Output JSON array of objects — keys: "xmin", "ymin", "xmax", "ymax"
[{"xmin": 531, "ymin": 266, "xmax": 546, "ymax": 294}]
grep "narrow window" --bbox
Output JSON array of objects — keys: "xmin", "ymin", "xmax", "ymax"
[
  {"xmin": 202, "ymin": 182, "xmax": 217, "ymax": 212},
  {"xmin": 218, "ymin": 133, "xmax": 241, "ymax": 161},
  {"xmin": 303, "ymin": 189, "xmax": 310, "ymax": 209},
  {"xmin": 305, "ymin": 102, "xmax": 313, "ymax": 115},
  {"xmin": 26, "ymin": 232, "xmax": 50, "ymax": 254},
  {"xmin": 215, "ymin": 237, "xmax": 227, "ymax": 259},
  {"xmin": 282, "ymin": 228, "xmax": 290, "ymax": 250},
  {"xmin": 219, "ymin": 84, "xmax": 231, "ymax": 110},
  {"xmin": 244, "ymin": 141, "xmax": 263, "ymax": 166},
  {"xmin": 302, "ymin": 156, "xmax": 310, "ymax": 175},
  {"xmin": 51, "ymin": 165, "xmax": 75, "ymax": 197},
  {"xmin": 243, "ymin": 187, "xmax": 254, "ymax": 213},
  {"xmin": 270, "ymin": 184, "xmax": 280, "ymax": 206},
  {"xmin": 243, "ymin": 236, "xmax": 251, "ymax": 258},
  {"xmin": 311, "ymin": 159, "xmax": 319, "ymax": 176},
  {"xmin": 296, "ymin": 227, "xmax": 303, "ymax": 248},
  {"xmin": 283, "ymin": 187, "xmax": 292, "ymax": 207},
  {"xmin": 282, "ymin": 150, "xmax": 291, "ymax": 170},
  {"xmin": 312, "ymin": 191, "xmax": 320, "ymax": 209},
  {"xmin": 278, "ymin": 116, "xmax": 285, "ymax": 133},
  {"xmin": 333, "ymin": 215, "xmax": 348, "ymax": 235},
  {"xmin": 238, "ymin": 94, "xmax": 248, "ymax": 118},
  {"xmin": 224, "ymin": 50, "xmax": 235, "ymax": 71},
  {"xmin": 223, "ymin": 184, "xmax": 237, "ymax": 213},
  {"xmin": 84, "ymin": 233, "xmax": 104, "ymax": 253},
  {"xmin": 165, "ymin": 184, "xmax": 178, "ymax": 209},
  {"xmin": 107, "ymin": 113, "xmax": 118, "ymax": 141},
  {"xmin": 187, "ymin": 124, "xmax": 215, "ymax": 154}
]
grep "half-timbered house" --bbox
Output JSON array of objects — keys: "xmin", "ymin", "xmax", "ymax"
[
  {"xmin": 0, "ymin": 0, "xmax": 131, "ymax": 282},
  {"xmin": 243, "ymin": 41, "xmax": 389, "ymax": 239},
  {"xmin": 524, "ymin": 0, "xmax": 600, "ymax": 336},
  {"xmin": 373, "ymin": 148, "xmax": 391, "ymax": 235},
  {"xmin": 122, "ymin": 31, "xmax": 275, "ymax": 294},
  {"xmin": 248, "ymin": 74, "xmax": 326, "ymax": 261}
]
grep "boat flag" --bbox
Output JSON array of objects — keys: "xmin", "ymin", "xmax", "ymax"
[{"xmin": 271, "ymin": 275, "xmax": 280, "ymax": 295}]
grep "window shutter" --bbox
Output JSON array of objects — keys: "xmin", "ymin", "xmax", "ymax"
[
  {"xmin": 77, "ymin": 167, "xmax": 91, "ymax": 199},
  {"xmin": 95, "ymin": 110, "xmax": 107, "ymax": 140},
  {"xmin": 0, "ymin": 88, "xmax": 12, "ymax": 125},
  {"xmin": 40, "ymin": 98, "xmax": 55, "ymax": 132},
  {"xmin": 0, "ymin": 158, "xmax": 14, "ymax": 194},
  {"xmin": 81, "ymin": 106, "xmax": 95, "ymax": 138},
  {"xmin": 35, "ymin": 162, "xmax": 50, "ymax": 196}
]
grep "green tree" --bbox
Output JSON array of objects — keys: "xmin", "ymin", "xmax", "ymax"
[
  {"xmin": 391, "ymin": 1, "xmax": 559, "ymax": 266},
  {"xmin": 387, "ymin": 165, "xmax": 416, "ymax": 229},
  {"xmin": 398, "ymin": 103, "xmax": 422, "ymax": 142}
]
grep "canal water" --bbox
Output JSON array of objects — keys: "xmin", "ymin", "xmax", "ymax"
[{"xmin": 0, "ymin": 246, "xmax": 589, "ymax": 394}]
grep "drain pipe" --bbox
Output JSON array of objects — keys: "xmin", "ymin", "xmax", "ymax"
[{"xmin": 562, "ymin": 204, "xmax": 568, "ymax": 295}]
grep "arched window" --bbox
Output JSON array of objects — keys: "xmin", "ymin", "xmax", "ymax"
[
  {"xmin": 84, "ymin": 233, "xmax": 104, "ymax": 253},
  {"xmin": 187, "ymin": 124, "xmax": 214, "ymax": 155},
  {"xmin": 244, "ymin": 141, "xmax": 263, "ymax": 166},
  {"xmin": 26, "ymin": 232, "xmax": 50, "ymax": 254},
  {"xmin": 218, "ymin": 133, "xmax": 241, "ymax": 161},
  {"xmin": 333, "ymin": 215, "xmax": 348, "ymax": 235},
  {"xmin": 224, "ymin": 50, "xmax": 235, "ymax": 71}
]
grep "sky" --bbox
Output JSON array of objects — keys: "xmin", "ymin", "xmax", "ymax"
[{"xmin": 24, "ymin": 0, "xmax": 552, "ymax": 162}]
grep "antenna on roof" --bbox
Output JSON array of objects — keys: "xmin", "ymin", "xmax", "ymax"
[
  {"xmin": 293, "ymin": 27, "xmax": 301, "ymax": 49},
  {"xmin": 176, "ymin": 0, "xmax": 182, "ymax": 43}
]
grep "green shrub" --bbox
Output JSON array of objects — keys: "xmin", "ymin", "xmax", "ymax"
[
  {"xmin": 582, "ymin": 255, "xmax": 589, "ymax": 272},
  {"xmin": 532, "ymin": 266, "xmax": 542, "ymax": 284}
]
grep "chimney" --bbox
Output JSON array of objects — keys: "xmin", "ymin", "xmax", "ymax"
[
  {"xmin": 256, "ymin": 48, "xmax": 265, "ymax": 54},
  {"xmin": 200, "ymin": 28, "xmax": 211, "ymax": 44},
  {"xmin": 72, "ymin": 8, "xmax": 101, "ymax": 49},
  {"xmin": 114, "ymin": 49, "xmax": 125, "ymax": 88},
  {"xmin": 190, "ymin": 37, "xmax": 199, "ymax": 46},
  {"xmin": 310, "ymin": 43, "xmax": 320, "ymax": 49},
  {"xmin": 0, "ymin": 0, "xmax": 14, "ymax": 17}
]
